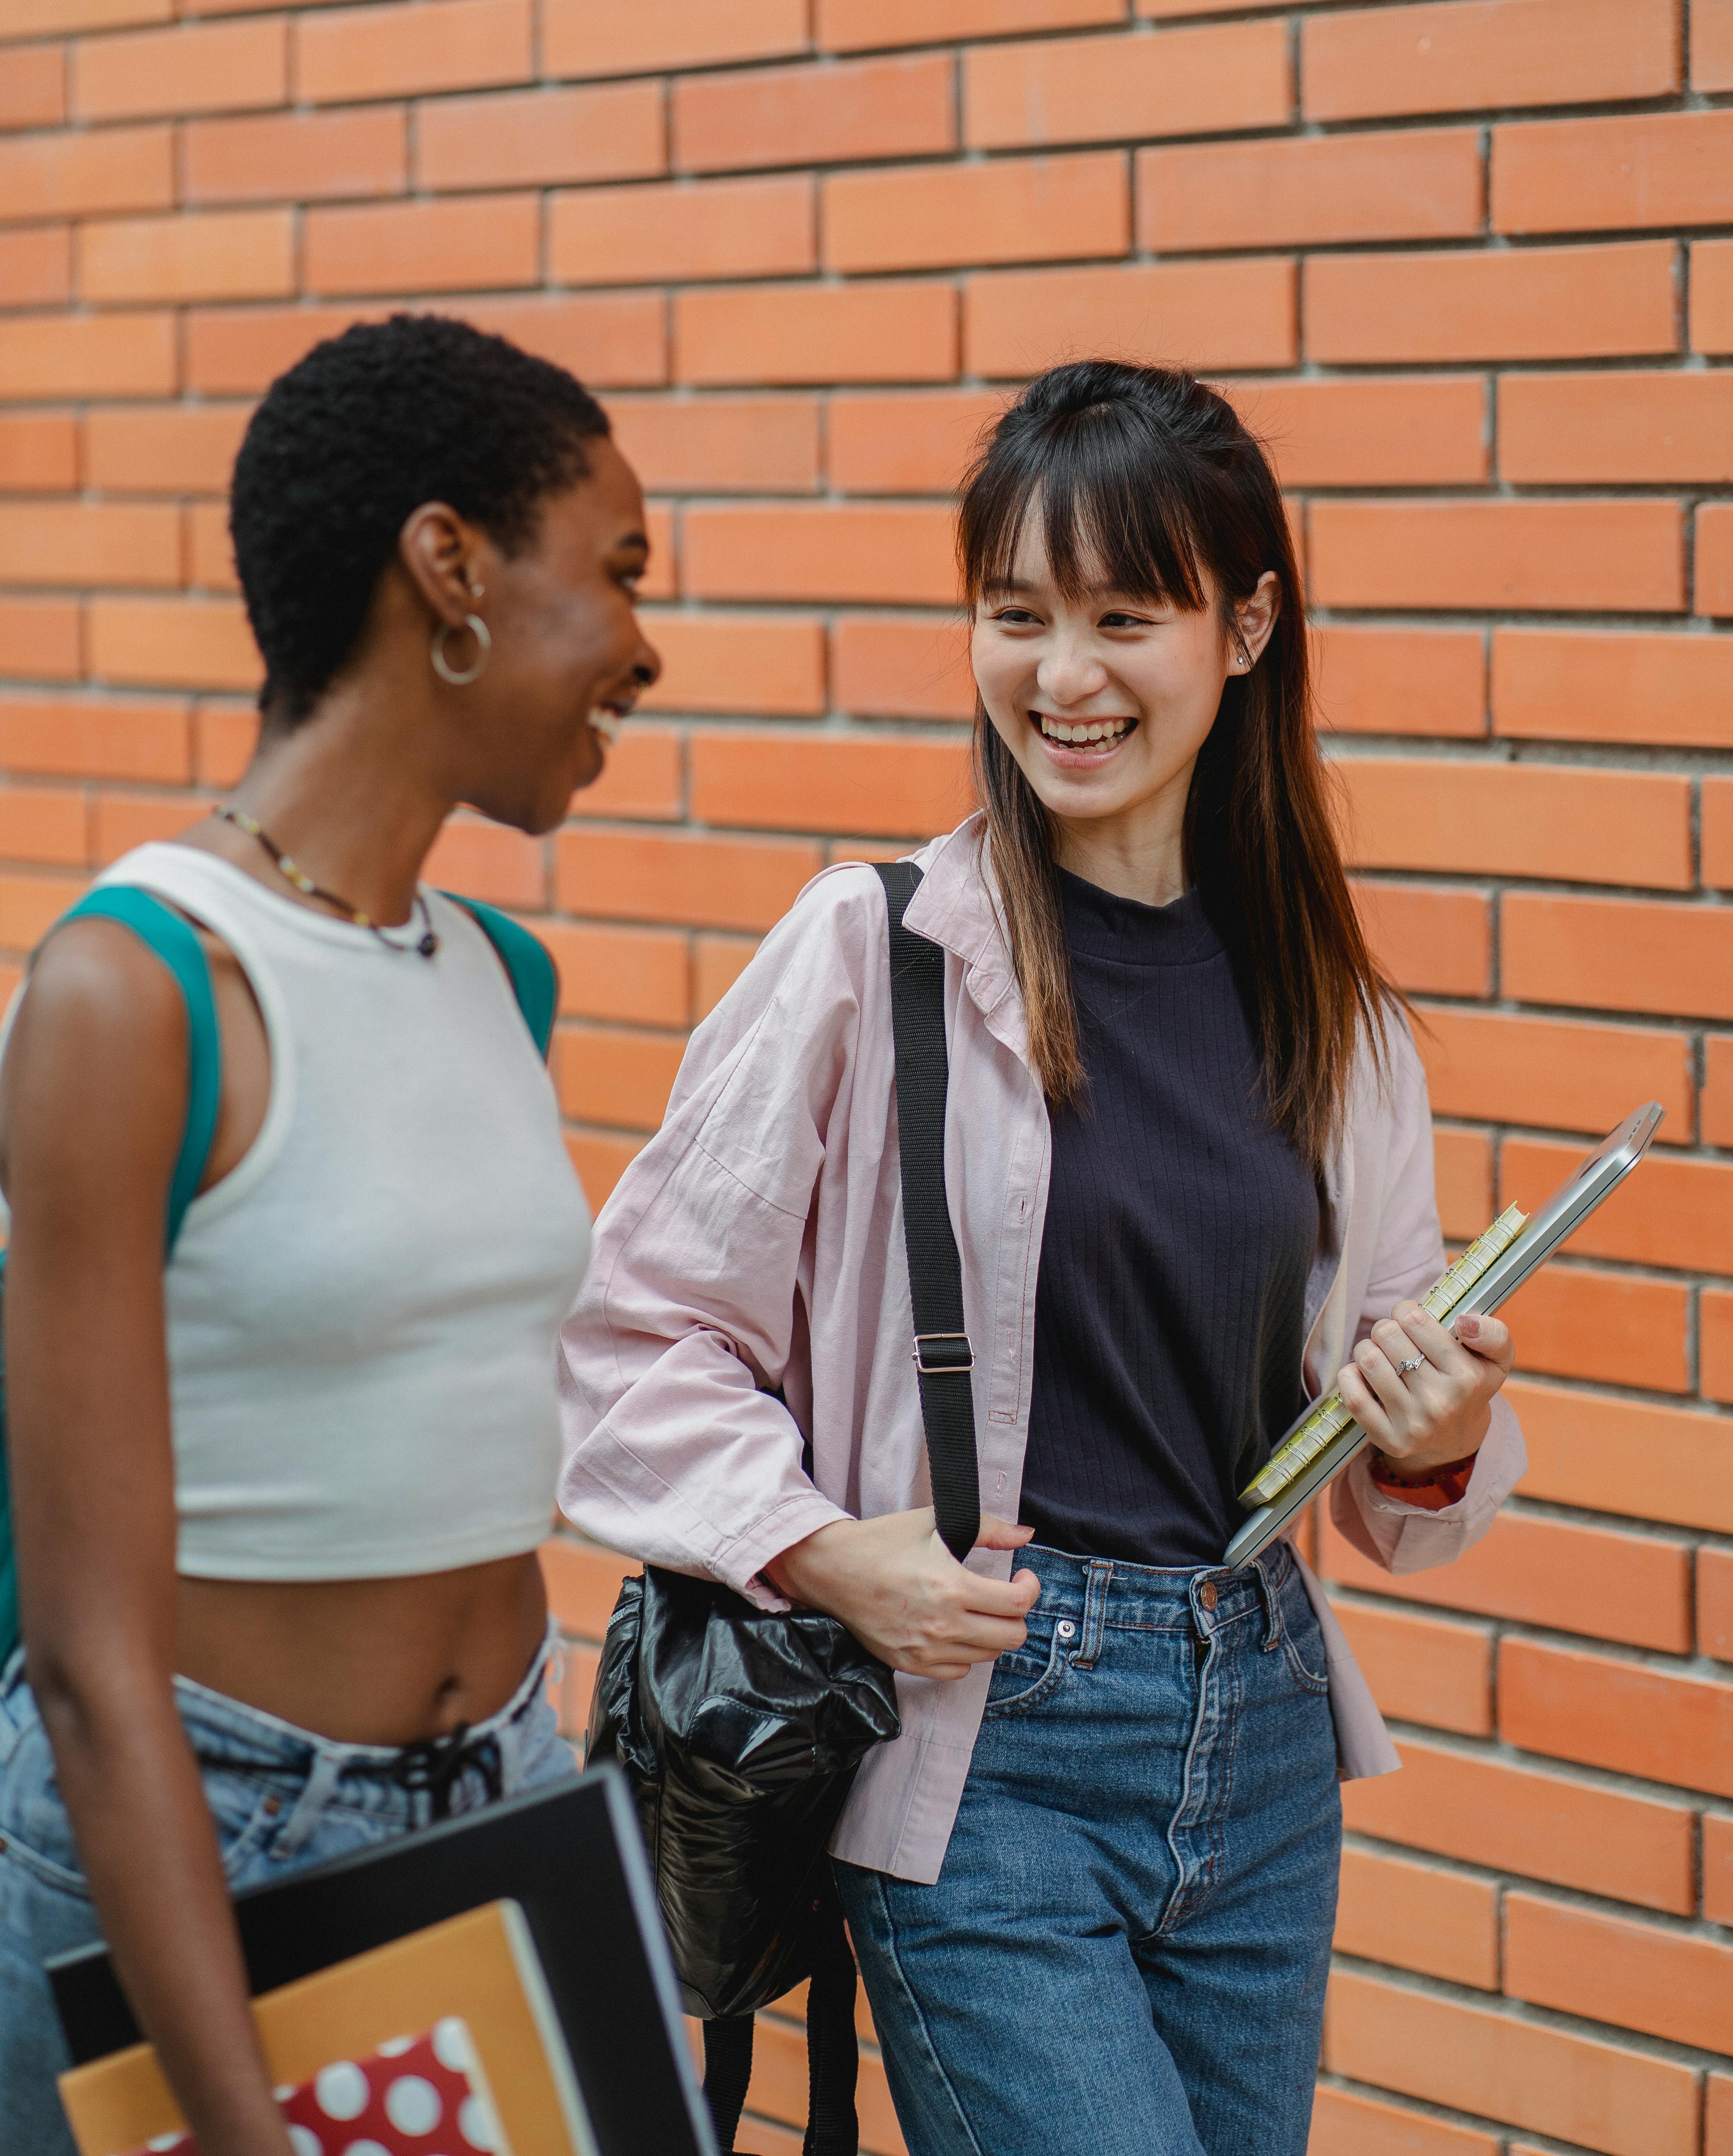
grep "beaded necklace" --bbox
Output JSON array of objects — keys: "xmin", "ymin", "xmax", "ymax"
[{"xmin": 212, "ymin": 804, "xmax": 439, "ymax": 958}]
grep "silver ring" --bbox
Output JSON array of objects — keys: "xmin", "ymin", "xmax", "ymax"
[{"xmin": 1395, "ymin": 1355, "xmax": 1425, "ymax": 1378}]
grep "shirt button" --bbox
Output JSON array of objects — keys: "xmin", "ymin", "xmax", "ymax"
[{"xmin": 1198, "ymin": 1581, "xmax": 1218, "ymax": 1612}]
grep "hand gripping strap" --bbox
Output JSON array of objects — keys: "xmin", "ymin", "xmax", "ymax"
[
  {"xmin": 59, "ymin": 888, "xmax": 222, "ymax": 1253},
  {"xmin": 873, "ymin": 861, "xmax": 981, "ymax": 1565},
  {"xmin": 442, "ymin": 894, "xmax": 558, "ymax": 1060}
]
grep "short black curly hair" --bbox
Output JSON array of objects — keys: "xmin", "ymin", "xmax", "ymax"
[{"xmin": 230, "ymin": 314, "xmax": 610, "ymax": 724}]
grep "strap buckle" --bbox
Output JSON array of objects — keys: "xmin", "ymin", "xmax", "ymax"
[{"xmin": 912, "ymin": 1332, "xmax": 975, "ymax": 1376}]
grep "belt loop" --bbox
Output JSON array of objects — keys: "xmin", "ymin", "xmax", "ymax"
[
  {"xmin": 1074, "ymin": 1560, "xmax": 1111, "ymax": 1669},
  {"xmin": 273, "ymin": 1745, "xmax": 344, "ymax": 1860},
  {"xmin": 1254, "ymin": 1556, "xmax": 1281, "ymax": 1652}
]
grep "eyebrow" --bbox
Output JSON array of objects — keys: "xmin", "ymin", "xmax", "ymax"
[{"xmin": 983, "ymin": 577, "xmax": 1160, "ymax": 604}]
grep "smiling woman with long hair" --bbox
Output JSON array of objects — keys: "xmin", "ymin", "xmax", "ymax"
[
  {"xmin": 0, "ymin": 315, "xmax": 658, "ymax": 2156},
  {"xmin": 558, "ymin": 360, "xmax": 1525, "ymax": 2156}
]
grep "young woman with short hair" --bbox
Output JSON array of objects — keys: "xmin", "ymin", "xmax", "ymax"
[
  {"xmin": 559, "ymin": 360, "xmax": 1524, "ymax": 2156},
  {"xmin": 0, "ymin": 315, "xmax": 659, "ymax": 2156}
]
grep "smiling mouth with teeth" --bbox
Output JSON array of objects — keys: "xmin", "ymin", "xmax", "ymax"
[
  {"xmin": 1032, "ymin": 712, "xmax": 1136, "ymax": 747},
  {"xmin": 588, "ymin": 708, "xmax": 625, "ymax": 747}
]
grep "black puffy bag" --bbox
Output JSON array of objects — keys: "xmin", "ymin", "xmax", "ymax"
[{"xmin": 587, "ymin": 861, "xmax": 984, "ymax": 2156}]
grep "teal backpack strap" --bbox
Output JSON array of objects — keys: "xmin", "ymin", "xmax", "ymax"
[
  {"xmin": 0, "ymin": 887, "xmax": 221, "ymax": 1668},
  {"xmin": 443, "ymin": 894, "xmax": 558, "ymax": 1060},
  {"xmin": 59, "ymin": 889, "xmax": 222, "ymax": 1251}
]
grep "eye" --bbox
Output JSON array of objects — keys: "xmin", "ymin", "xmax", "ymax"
[
  {"xmin": 991, "ymin": 606, "xmax": 1042, "ymax": 625},
  {"xmin": 1099, "ymin": 610, "xmax": 1157, "ymax": 629}
]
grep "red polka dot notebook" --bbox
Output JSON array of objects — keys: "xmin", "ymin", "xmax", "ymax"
[
  {"xmin": 58, "ymin": 1900, "xmax": 596, "ymax": 2156},
  {"xmin": 123, "ymin": 2020, "xmax": 504, "ymax": 2156}
]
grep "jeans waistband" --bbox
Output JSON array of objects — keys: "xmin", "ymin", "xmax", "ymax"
[
  {"xmin": 1021, "ymin": 1540, "xmax": 1295, "ymax": 1644},
  {"xmin": 174, "ymin": 1621, "xmax": 559, "ymax": 1837},
  {"xmin": 172, "ymin": 1620, "xmax": 549, "ymax": 1763}
]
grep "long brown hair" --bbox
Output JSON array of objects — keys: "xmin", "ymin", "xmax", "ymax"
[{"xmin": 959, "ymin": 360, "xmax": 1390, "ymax": 1172}]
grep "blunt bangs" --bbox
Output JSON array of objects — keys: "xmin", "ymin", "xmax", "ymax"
[
  {"xmin": 960, "ymin": 396, "xmax": 1209, "ymax": 614},
  {"xmin": 957, "ymin": 358, "xmax": 1394, "ymax": 1167}
]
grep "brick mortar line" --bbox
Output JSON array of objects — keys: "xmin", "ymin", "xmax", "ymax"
[
  {"xmin": 16, "ymin": 62, "xmax": 1733, "ymax": 147},
  {"xmin": 1327, "ymin": 1949, "xmax": 1733, "ymax": 2074},
  {"xmin": 1337, "ymin": 1586, "xmax": 1733, "ymax": 1690},
  {"xmin": 1357, "ymin": 1667, "xmax": 1723, "ymax": 1739},
  {"xmin": 1313, "ymin": 2067, "xmax": 1660, "ymax": 2156},
  {"xmin": 1464, "ymin": 1865, "xmax": 1733, "ymax": 1949},
  {"xmin": 1491, "ymin": 1488, "xmax": 1733, "ymax": 1542}
]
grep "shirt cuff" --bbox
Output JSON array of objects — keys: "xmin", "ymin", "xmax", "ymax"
[{"xmin": 1367, "ymin": 1450, "xmax": 1477, "ymax": 1512}]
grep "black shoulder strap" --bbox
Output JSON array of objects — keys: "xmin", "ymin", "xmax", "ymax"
[
  {"xmin": 701, "ymin": 1873, "xmax": 860, "ymax": 2156},
  {"xmin": 704, "ymin": 863, "xmax": 981, "ymax": 2156},
  {"xmin": 873, "ymin": 861, "xmax": 982, "ymax": 1564}
]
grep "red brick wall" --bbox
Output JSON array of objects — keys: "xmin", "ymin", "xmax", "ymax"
[{"xmin": 4, "ymin": 0, "xmax": 1732, "ymax": 2146}]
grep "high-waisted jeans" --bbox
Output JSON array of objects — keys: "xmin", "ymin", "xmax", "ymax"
[
  {"xmin": 0, "ymin": 1633, "xmax": 576, "ymax": 2156},
  {"xmin": 837, "ymin": 1540, "xmax": 1341, "ymax": 2156}
]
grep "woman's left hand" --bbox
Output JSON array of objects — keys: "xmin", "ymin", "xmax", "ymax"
[{"xmin": 1335, "ymin": 1303, "xmax": 1515, "ymax": 1482}]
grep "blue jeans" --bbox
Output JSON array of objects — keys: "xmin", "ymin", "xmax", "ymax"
[
  {"xmin": 0, "ymin": 1634, "xmax": 576, "ymax": 2156},
  {"xmin": 837, "ymin": 1542, "xmax": 1341, "ymax": 2156}
]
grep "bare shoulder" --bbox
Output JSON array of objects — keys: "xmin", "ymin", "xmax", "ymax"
[
  {"xmin": 0, "ymin": 918, "xmax": 190, "ymax": 1192},
  {"xmin": 11, "ymin": 914, "xmax": 188, "ymax": 1061}
]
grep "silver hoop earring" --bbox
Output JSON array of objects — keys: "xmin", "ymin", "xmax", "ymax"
[{"xmin": 431, "ymin": 613, "xmax": 490, "ymax": 687}]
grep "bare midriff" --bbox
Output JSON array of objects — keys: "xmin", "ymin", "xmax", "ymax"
[{"xmin": 173, "ymin": 1550, "xmax": 548, "ymax": 1747}]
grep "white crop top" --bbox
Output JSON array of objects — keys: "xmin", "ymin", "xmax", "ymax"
[{"xmin": 69, "ymin": 844, "xmax": 592, "ymax": 1581}]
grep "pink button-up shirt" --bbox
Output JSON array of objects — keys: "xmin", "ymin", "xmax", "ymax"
[{"xmin": 558, "ymin": 816, "xmax": 1525, "ymax": 1884}]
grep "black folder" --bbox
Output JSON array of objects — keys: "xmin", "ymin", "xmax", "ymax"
[{"xmin": 46, "ymin": 1761, "xmax": 715, "ymax": 2156}]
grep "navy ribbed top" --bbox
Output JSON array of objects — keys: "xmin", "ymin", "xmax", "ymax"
[{"xmin": 1019, "ymin": 869, "xmax": 1319, "ymax": 1569}]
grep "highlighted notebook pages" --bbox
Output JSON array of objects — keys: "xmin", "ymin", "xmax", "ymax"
[
  {"xmin": 58, "ymin": 1899, "xmax": 596, "ymax": 2156},
  {"xmin": 1239, "ymin": 1203, "xmax": 1529, "ymax": 1508}
]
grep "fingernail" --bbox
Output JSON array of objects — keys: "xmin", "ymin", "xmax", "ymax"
[{"xmin": 1457, "ymin": 1314, "xmax": 1481, "ymax": 1339}]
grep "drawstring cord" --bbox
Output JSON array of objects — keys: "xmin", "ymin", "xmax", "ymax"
[{"xmin": 384, "ymin": 1723, "xmax": 505, "ymax": 1820}]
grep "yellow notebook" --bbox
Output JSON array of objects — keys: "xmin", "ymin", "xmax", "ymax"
[
  {"xmin": 1238, "ymin": 1203, "xmax": 1529, "ymax": 1508},
  {"xmin": 57, "ymin": 1899, "xmax": 596, "ymax": 2156}
]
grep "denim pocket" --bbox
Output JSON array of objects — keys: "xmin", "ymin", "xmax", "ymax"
[
  {"xmin": 195, "ymin": 1758, "xmax": 293, "ymax": 1878},
  {"xmin": 1277, "ymin": 1578, "xmax": 1330, "ymax": 1695},
  {"xmin": 983, "ymin": 1619, "xmax": 1073, "ymax": 1720},
  {"xmin": 0, "ymin": 1712, "xmax": 288, "ymax": 1902}
]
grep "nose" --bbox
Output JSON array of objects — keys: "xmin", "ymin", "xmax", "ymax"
[
  {"xmin": 1035, "ymin": 637, "xmax": 1109, "ymax": 708},
  {"xmin": 632, "ymin": 632, "xmax": 661, "ymax": 692}
]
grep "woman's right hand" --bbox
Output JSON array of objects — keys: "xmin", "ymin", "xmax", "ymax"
[{"xmin": 765, "ymin": 1509, "xmax": 1040, "ymax": 1680}]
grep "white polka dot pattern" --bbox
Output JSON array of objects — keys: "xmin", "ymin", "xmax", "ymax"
[
  {"xmin": 118, "ymin": 2019, "xmax": 490, "ymax": 2156},
  {"xmin": 458, "ymin": 2092, "xmax": 497, "ymax": 2151},
  {"xmin": 432, "ymin": 2017, "xmax": 473, "ymax": 2073},
  {"xmin": 315, "ymin": 2062, "xmax": 370, "ymax": 2120},
  {"xmin": 383, "ymin": 2074, "xmax": 441, "ymax": 2133}
]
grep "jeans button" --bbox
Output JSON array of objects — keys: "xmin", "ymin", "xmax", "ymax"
[
  {"xmin": 1056, "ymin": 1620, "xmax": 1076, "ymax": 1640},
  {"xmin": 1198, "ymin": 1580, "xmax": 1218, "ymax": 1612}
]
